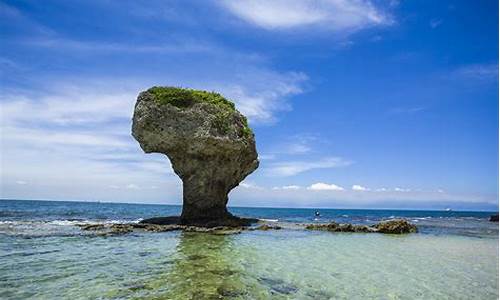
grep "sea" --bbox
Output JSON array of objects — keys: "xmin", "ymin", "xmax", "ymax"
[{"xmin": 0, "ymin": 199, "xmax": 498, "ymax": 299}]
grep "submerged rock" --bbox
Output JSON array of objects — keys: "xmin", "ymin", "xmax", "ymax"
[
  {"xmin": 254, "ymin": 224, "xmax": 282, "ymax": 231},
  {"xmin": 258, "ymin": 277, "xmax": 299, "ymax": 295},
  {"xmin": 132, "ymin": 87, "xmax": 259, "ymax": 226},
  {"xmin": 306, "ymin": 219, "xmax": 417, "ymax": 234},
  {"xmin": 489, "ymin": 214, "xmax": 499, "ymax": 222}
]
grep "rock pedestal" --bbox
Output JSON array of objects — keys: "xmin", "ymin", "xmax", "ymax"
[{"xmin": 132, "ymin": 87, "xmax": 259, "ymax": 226}]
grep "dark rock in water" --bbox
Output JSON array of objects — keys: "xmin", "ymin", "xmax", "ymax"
[
  {"xmin": 140, "ymin": 215, "xmax": 258, "ymax": 228},
  {"xmin": 132, "ymin": 87, "xmax": 259, "ymax": 226},
  {"xmin": 254, "ymin": 224, "xmax": 282, "ymax": 231},
  {"xmin": 109, "ymin": 224, "xmax": 133, "ymax": 235},
  {"xmin": 305, "ymin": 222, "xmax": 375, "ymax": 233},
  {"xmin": 373, "ymin": 219, "xmax": 418, "ymax": 234},
  {"xmin": 78, "ymin": 222, "xmax": 245, "ymax": 235},
  {"xmin": 489, "ymin": 214, "xmax": 499, "ymax": 222},
  {"xmin": 77, "ymin": 224, "xmax": 105, "ymax": 231},
  {"xmin": 139, "ymin": 216, "xmax": 181, "ymax": 225},
  {"xmin": 305, "ymin": 219, "xmax": 417, "ymax": 234}
]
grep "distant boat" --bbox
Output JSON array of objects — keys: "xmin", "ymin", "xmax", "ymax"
[{"xmin": 445, "ymin": 208, "xmax": 452, "ymax": 212}]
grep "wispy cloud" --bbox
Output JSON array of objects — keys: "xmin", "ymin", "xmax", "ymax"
[
  {"xmin": 265, "ymin": 157, "xmax": 352, "ymax": 176},
  {"xmin": 264, "ymin": 134, "xmax": 318, "ymax": 156},
  {"xmin": 14, "ymin": 37, "xmax": 216, "ymax": 54},
  {"xmin": 388, "ymin": 106, "xmax": 426, "ymax": 115},
  {"xmin": 273, "ymin": 185, "xmax": 302, "ymax": 190},
  {"xmin": 429, "ymin": 18, "xmax": 443, "ymax": 29},
  {"xmin": 219, "ymin": 0, "xmax": 392, "ymax": 31},
  {"xmin": 215, "ymin": 71, "xmax": 307, "ymax": 123},
  {"xmin": 307, "ymin": 182, "xmax": 344, "ymax": 191},
  {"xmin": 454, "ymin": 63, "xmax": 498, "ymax": 81}
]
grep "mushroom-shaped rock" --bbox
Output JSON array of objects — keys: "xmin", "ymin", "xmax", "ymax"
[{"xmin": 132, "ymin": 87, "xmax": 259, "ymax": 225}]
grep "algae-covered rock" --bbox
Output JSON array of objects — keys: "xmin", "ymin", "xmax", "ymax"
[
  {"xmin": 305, "ymin": 219, "xmax": 417, "ymax": 234},
  {"xmin": 305, "ymin": 222, "xmax": 374, "ymax": 233},
  {"xmin": 132, "ymin": 87, "xmax": 258, "ymax": 225},
  {"xmin": 254, "ymin": 224, "xmax": 282, "ymax": 231},
  {"xmin": 373, "ymin": 219, "xmax": 418, "ymax": 234}
]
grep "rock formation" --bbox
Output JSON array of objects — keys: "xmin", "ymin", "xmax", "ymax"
[
  {"xmin": 306, "ymin": 219, "xmax": 417, "ymax": 234},
  {"xmin": 373, "ymin": 219, "xmax": 418, "ymax": 234},
  {"xmin": 489, "ymin": 214, "xmax": 499, "ymax": 222},
  {"xmin": 132, "ymin": 87, "xmax": 259, "ymax": 226}
]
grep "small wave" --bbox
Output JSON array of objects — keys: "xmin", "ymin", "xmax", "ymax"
[
  {"xmin": 259, "ymin": 218, "xmax": 278, "ymax": 222},
  {"xmin": 48, "ymin": 219, "xmax": 142, "ymax": 226}
]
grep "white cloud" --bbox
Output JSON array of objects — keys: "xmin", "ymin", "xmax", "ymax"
[
  {"xmin": 283, "ymin": 185, "xmax": 301, "ymax": 190},
  {"xmin": 15, "ymin": 180, "xmax": 28, "ymax": 185},
  {"xmin": 265, "ymin": 157, "xmax": 352, "ymax": 176},
  {"xmin": 394, "ymin": 187, "xmax": 411, "ymax": 192},
  {"xmin": 219, "ymin": 0, "xmax": 391, "ymax": 31},
  {"xmin": 352, "ymin": 184, "xmax": 368, "ymax": 191},
  {"xmin": 307, "ymin": 182, "xmax": 344, "ymax": 191}
]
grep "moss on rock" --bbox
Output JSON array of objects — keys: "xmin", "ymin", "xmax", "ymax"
[{"xmin": 146, "ymin": 86, "xmax": 252, "ymax": 137}]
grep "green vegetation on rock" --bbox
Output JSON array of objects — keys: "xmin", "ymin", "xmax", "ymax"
[
  {"xmin": 148, "ymin": 86, "xmax": 235, "ymax": 111},
  {"xmin": 147, "ymin": 86, "xmax": 252, "ymax": 138}
]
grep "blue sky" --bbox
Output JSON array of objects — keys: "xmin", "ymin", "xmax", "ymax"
[{"xmin": 1, "ymin": 0, "xmax": 498, "ymax": 210}]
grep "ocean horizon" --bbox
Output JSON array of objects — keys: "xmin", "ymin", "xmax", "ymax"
[{"xmin": 2, "ymin": 198, "xmax": 498, "ymax": 213}]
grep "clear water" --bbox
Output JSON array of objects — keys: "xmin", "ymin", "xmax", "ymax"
[{"xmin": 0, "ymin": 200, "xmax": 498, "ymax": 299}]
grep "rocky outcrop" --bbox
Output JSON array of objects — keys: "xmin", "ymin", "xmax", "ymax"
[
  {"xmin": 132, "ymin": 87, "xmax": 259, "ymax": 226},
  {"xmin": 254, "ymin": 224, "xmax": 282, "ymax": 231},
  {"xmin": 373, "ymin": 219, "xmax": 418, "ymax": 234},
  {"xmin": 306, "ymin": 219, "xmax": 417, "ymax": 234},
  {"xmin": 489, "ymin": 214, "xmax": 499, "ymax": 222},
  {"xmin": 78, "ymin": 223, "xmax": 243, "ymax": 235}
]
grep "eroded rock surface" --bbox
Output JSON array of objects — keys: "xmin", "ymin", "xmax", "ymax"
[{"xmin": 132, "ymin": 87, "xmax": 258, "ymax": 226}]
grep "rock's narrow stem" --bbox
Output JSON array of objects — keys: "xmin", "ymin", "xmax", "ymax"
[{"xmin": 180, "ymin": 174, "xmax": 233, "ymax": 223}]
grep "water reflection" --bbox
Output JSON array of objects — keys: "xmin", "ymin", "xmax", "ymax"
[{"xmin": 156, "ymin": 232, "xmax": 249, "ymax": 299}]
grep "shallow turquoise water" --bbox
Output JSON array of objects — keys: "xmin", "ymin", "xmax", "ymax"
[{"xmin": 0, "ymin": 200, "xmax": 498, "ymax": 299}]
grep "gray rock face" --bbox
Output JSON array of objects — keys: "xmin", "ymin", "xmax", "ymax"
[{"xmin": 132, "ymin": 87, "xmax": 258, "ymax": 225}]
